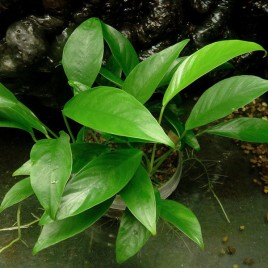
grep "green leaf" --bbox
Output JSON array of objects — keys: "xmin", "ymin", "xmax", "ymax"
[
  {"xmin": 99, "ymin": 67, "xmax": 124, "ymax": 87},
  {"xmin": 62, "ymin": 17, "xmax": 103, "ymax": 87},
  {"xmin": 33, "ymin": 198, "xmax": 113, "ymax": 254},
  {"xmin": 56, "ymin": 149, "xmax": 142, "ymax": 219},
  {"xmin": 163, "ymin": 40, "xmax": 266, "ymax": 106},
  {"xmin": 158, "ymin": 56, "xmax": 187, "ymax": 88},
  {"xmin": 205, "ymin": 118, "xmax": 268, "ymax": 142},
  {"xmin": 186, "ymin": 75, "xmax": 268, "ymax": 130},
  {"xmin": 123, "ymin": 40, "xmax": 189, "ymax": 104},
  {"xmin": 68, "ymin": 81, "xmax": 90, "ymax": 95},
  {"xmin": 164, "ymin": 109, "xmax": 200, "ymax": 151},
  {"xmin": 30, "ymin": 132, "xmax": 72, "ymax": 219},
  {"xmin": 63, "ymin": 86, "xmax": 174, "ymax": 148},
  {"xmin": 101, "ymin": 22, "xmax": 139, "ymax": 76},
  {"xmin": 12, "ymin": 160, "xmax": 32, "ymax": 176},
  {"xmin": 116, "ymin": 209, "xmax": 151, "ymax": 264},
  {"xmin": 120, "ymin": 165, "xmax": 156, "ymax": 235},
  {"xmin": 160, "ymin": 199, "xmax": 204, "ymax": 249},
  {"xmin": 71, "ymin": 143, "xmax": 108, "ymax": 174},
  {"xmin": 0, "ymin": 83, "xmax": 47, "ymax": 135},
  {"xmin": 0, "ymin": 177, "xmax": 33, "ymax": 213}
]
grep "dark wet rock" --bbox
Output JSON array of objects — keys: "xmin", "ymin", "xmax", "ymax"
[
  {"xmin": 190, "ymin": 0, "xmax": 236, "ymax": 47},
  {"xmin": 73, "ymin": 1, "xmax": 102, "ymax": 23},
  {"xmin": 5, "ymin": 18, "xmax": 47, "ymax": 67},
  {"xmin": 190, "ymin": 0, "xmax": 215, "ymax": 14},
  {"xmin": 117, "ymin": 0, "xmax": 182, "ymax": 47},
  {"xmin": 29, "ymin": 15, "xmax": 65, "ymax": 32},
  {"xmin": 42, "ymin": 0, "xmax": 71, "ymax": 16}
]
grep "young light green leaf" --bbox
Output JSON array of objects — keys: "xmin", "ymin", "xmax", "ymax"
[
  {"xmin": 158, "ymin": 56, "xmax": 187, "ymax": 88},
  {"xmin": 71, "ymin": 143, "xmax": 108, "ymax": 174},
  {"xmin": 163, "ymin": 40, "xmax": 266, "ymax": 106},
  {"xmin": 123, "ymin": 40, "xmax": 189, "ymax": 104},
  {"xmin": 0, "ymin": 83, "xmax": 47, "ymax": 135},
  {"xmin": 120, "ymin": 165, "xmax": 156, "ymax": 235},
  {"xmin": 63, "ymin": 86, "xmax": 175, "ymax": 148},
  {"xmin": 68, "ymin": 81, "xmax": 91, "ymax": 95},
  {"xmin": 160, "ymin": 199, "xmax": 204, "ymax": 249},
  {"xmin": 56, "ymin": 149, "xmax": 142, "ymax": 220},
  {"xmin": 12, "ymin": 160, "xmax": 33, "ymax": 176},
  {"xmin": 205, "ymin": 118, "xmax": 268, "ymax": 142},
  {"xmin": 30, "ymin": 131, "xmax": 72, "ymax": 219},
  {"xmin": 101, "ymin": 22, "xmax": 139, "ymax": 76},
  {"xmin": 186, "ymin": 75, "xmax": 268, "ymax": 130},
  {"xmin": 33, "ymin": 198, "xmax": 113, "ymax": 254},
  {"xmin": 116, "ymin": 209, "xmax": 152, "ymax": 264},
  {"xmin": 62, "ymin": 17, "xmax": 103, "ymax": 87},
  {"xmin": 0, "ymin": 177, "xmax": 33, "ymax": 213}
]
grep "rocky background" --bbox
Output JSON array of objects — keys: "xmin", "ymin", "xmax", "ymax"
[{"xmin": 0, "ymin": 0, "xmax": 268, "ymax": 108}]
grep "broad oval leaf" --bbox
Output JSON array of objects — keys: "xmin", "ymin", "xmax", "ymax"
[
  {"xmin": 71, "ymin": 143, "xmax": 108, "ymax": 174},
  {"xmin": 56, "ymin": 149, "xmax": 142, "ymax": 220},
  {"xmin": 205, "ymin": 118, "xmax": 268, "ymax": 142},
  {"xmin": 63, "ymin": 86, "xmax": 175, "ymax": 148},
  {"xmin": 123, "ymin": 40, "xmax": 189, "ymax": 104},
  {"xmin": 12, "ymin": 160, "xmax": 32, "ymax": 176},
  {"xmin": 0, "ymin": 83, "xmax": 47, "ymax": 135},
  {"xmin": 30, "ymin": 131, "xmax": 72, "ymax": 219},
  {"xmin": 62, "ymin": 17, "xmax": 103, "ymax": 87},
  {"xmin": 0, "ymin": 177, "xmax": 33, "ymax": 213},
  {"xmin": 116, "ymin": 209, "xmax": 151, "ymax": 264},
  {"xmin": 163, "ymin": 40, "xmax": 266, "ymax": 106},
  {"xmin": 160, "ymin": 199, "xmax": 204, "ymax": 249},
  {"xmin": 120, "ymin": 165, "xmax": 156, "ymax": 235},
  {"xmin": 33, "ymin": 198, "xmax": 113, "ymax": 254},
  {"xmin": 101, "ymin": 22, "xmax": 139, "ymax": 76},
  {"xmin": 186, "ymin": 75, "xmax": 268, "ymax": 130}
]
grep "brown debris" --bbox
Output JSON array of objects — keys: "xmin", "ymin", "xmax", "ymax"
[
  {"xmin": 243, "ymin": 258, "xmax": 255, "ymax": 265},
  {"xmin": 229, "ymin": 98, "xmax": 268, "ymax": 194},
  {"xmin": 226, "ymin": 246, "xmax": 236, "ymax": 255}
]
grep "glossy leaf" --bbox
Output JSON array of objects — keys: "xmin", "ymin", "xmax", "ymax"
[
  {"xmin": 68, "ymin": 81, "xmax": 90, "ymax": 95},
  {"xmin": 12, "ymin": 160, "xmax": 32, "ymax": 176},
  {"xmin": 30, "ymin": 132, "xmax": 72, "ymax": 219},
  {"xmin": 164, "ymin": 109, "xmax": 200, "ymax": 151},
  {"xmin": 120, "ymin": 165, "xmax": 156, "ymax": 235},
  {"xmin": 0, "ymin": 177, "xmax": 33, "ymax": 213},
  {"xmin": 205, "ymin": 118, "xmax": 268, "ymax": 142},
  {"xmin": 0, "ymin": 83, "xmax": 47, "ymax": 135},
  {"xmin": 63, "ymin": 86, "xmax": 175, "ymax": 148},
  {"xmin": 163, "ymin": 40, "xmax": 266, "ymax": 106},
  {"xmin": 71, "ymin": 143, "xmax": 109, "ymax": 174},
  {"xmin": 56, "ymin": 149, "xmax": 142, "ymax": 219},
  {"xmin": 33, "ymin": 199, "xmax": 113, "ymax": 254},
  {"xmin": 160, "ymin": 199, "xmax": 204, "ymax": 249},
  {"xmin": 123, "ymin": 40, "xmax": 189, "ymax": 104},
  {"xmin": 99, "ymin": 67, "xmax": 124, "ymax": 87},
  {"xmin": 116, "ymin": 209, "xmax": 151, "ymax": 264},
  {"xmin": 101, "ymin": 22, "xmax": 139, "ymax": 75},
  {"xmin": 186, "ymin": 75, "xmax": 268, "ymax": 130},
  {"xmin": 62, "ymin": 17, "xmax": 103, "ymax": 87},
  {"xmin": 158, "ymin": 56, "xmax": 187, "ymax": 88}
]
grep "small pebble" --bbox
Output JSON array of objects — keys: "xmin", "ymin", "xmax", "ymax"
[
  {"xmin": 239, "ymin": 225, "xmax": 245, "ymax": 231},
  {"xmin": 232, "ymin": 264, "xmax": 239, "ymax": 268},
  {"xmin": 226, "ymin": 246, "xmax": 236, "ymax": 255},
  {"xmin": 243, "ymin": 258, "xmax": 255, "ymax": 265},
  {"xmin": 222, "ymin": 235, "xmax": 229, "ymax": 243}
]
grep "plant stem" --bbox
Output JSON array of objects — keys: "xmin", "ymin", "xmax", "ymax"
[
  {"xmin": 45, "ymin": 126, "xmax": 58, "ymax": 139},
  {"xmin": 151, "ymin": 148, "xmax": 174, "ymax": 175},
  {"xmin": 149, "ymin": 105, "xmax": 166, "ymax": 176},
  {"xmin": 62, "ymin": 112, "xmax": 75, "ymax": 143},
  {"xmin": 0, "ymin": 204, "xmax": 22, "ymax": 253},
  {"xmin": 191, "ymin": 157, "xmax": 230, "ymax": 223}
]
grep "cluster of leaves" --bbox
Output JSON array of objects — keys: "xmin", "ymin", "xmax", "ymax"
[{"xmin": 1, "ymin": 17, "xmax": 268, "ymax": 263}]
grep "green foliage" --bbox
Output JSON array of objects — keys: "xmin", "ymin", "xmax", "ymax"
[{"xmin": 0, "ymin": 17, "xmax": 268, "ymax": 264}]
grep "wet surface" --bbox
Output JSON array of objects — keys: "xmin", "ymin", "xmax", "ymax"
[{"xmin": 0, "ymin": 129, "xmax": 267, "ymax": 267}]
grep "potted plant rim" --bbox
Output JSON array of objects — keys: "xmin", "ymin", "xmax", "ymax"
[{"xmin": 1, "ymin": 17, "xmax": 268, "ymax": 263}]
